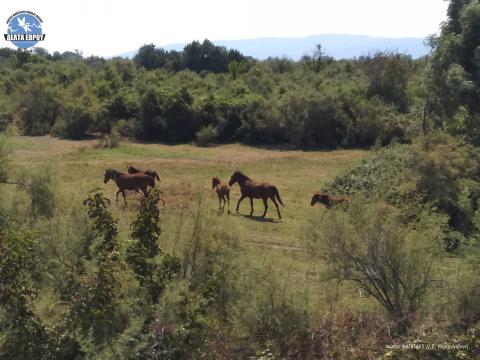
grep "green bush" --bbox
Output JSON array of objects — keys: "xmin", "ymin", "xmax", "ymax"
[
  {"xmin": 323, "ymin": 132, "xmax": 480, "ymax": 250},
  {"xmin": 323, "ymin": 144, "xmax": 412, "ymax": 197},
  {"xmin": 0, "ymin": 133, "xmax": 10, "ymax": 183},
  {"xmin": 26, "ymin": 165, "xmax": 56, "ymax": 219},
  {"xmin": 53, "ymin": 97, "xmax": 106, "ymax": 139},
  {"xmin": 307, "ymin": 199, "xmax": 443, "ymax": 330},
  {"xmin": 18, "ymin": 79, "xmax": 62, "ymax": 136},
  {"xmin": 195, "ymin": 124, "xmax": 218, "ymax": 146}
]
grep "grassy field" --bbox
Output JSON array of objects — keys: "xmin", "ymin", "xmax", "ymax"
[{"xmin": 10, "ymin": 136, "xmax": 369, "ymax": 308}]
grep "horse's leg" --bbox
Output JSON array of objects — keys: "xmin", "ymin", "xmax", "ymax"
[
  {"xmin": 116, "ymin": 189, "xmax": 121, "ymax": 202},
  {"xmin": 122, "ymin": 190, "xmax": 127, "ymax": 205},
  {"xmin": 270, "ymin": 195, "xmax": 281, "ymax": 220},
  {"xmin": 223, "ymin": 196, "xmax": 227, "ymax": 214},
  {"xmin": 236, "ymin": 195, "xmax": 246, "ymax": 213},
  {"xmin": 218, "ymin": 194, "xmax": 222, "ymax": 211},
  {"xmin": 227, "ymin": 192, "xmax": 230, "ymax": 214},
  {"xmin": 141, "ymin": 187, "xmax": 148, "ymax": 197},
  {"xmin": 261, "ymin": 197, "xmax": 268, "ymax": 218},
  {"xmin": 249, "ymin": 197, "xmax": 254, "ymax": 216}
]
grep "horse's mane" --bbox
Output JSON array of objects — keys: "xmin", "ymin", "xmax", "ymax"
[
  {"xmin": 235, "ymin": 171, "xmax": 250, "ymax": 181},
  {"xmin": 128, "ymin": 165, "xmax": 141, "ymax": 173},
  {"xmin": 107, "ymin": 169, "xmax": 125, "ymax": 176}
]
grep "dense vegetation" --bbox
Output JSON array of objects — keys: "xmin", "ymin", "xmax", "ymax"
[
  {"xmin": 1, "ymin": 0, "xmax": 480, "ymax": 358},
  {"xmin": 0, "ymin": 40, "xmax": 421, "ymax": 148}
]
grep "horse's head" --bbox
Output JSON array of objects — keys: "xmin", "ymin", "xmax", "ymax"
[
  {"xmin": 229, "ymin": 171, "xmax": 246, "ymax": 186},
  {"xmin": 127, "ymin": 165, "xmax": 140, "ymax": 174},
  {"xmin": 311, "ymin": 194, "xmax": 328, "ymax": 206},
  {"xmin": 212, "ymin": 177, "xmax": 220, "ymax": 189},
  {"xmin": 146, "ymin": 170, "xmax": 160, "ymax": 182},
  {"xmin": 104, "ymin": 169, "xmax": 113, "ymax": 183},
  {"xmin": 104, "ymin": 169, "xmax": 119, "ymax": 183}
]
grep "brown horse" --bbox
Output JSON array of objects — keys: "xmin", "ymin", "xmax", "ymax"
[
  {"xmin": 212, "ymin": 177, "xmax": 230, "ymax": 214},
  {"xmin": 104, "ymin": 169, "xmax": 154, "ymax": 204},
  {"xmin": 311, "ymin": 194, "xmax": 352, "ymax": 208},
  {"xmin": 228, "ymin": 171, "xmax": 284, "ymax": 219},
  {"xmin": 127, "ymin": 165, "xmax": 160, "ymax": 186}
]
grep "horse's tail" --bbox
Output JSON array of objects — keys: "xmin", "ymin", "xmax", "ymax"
[
  {"xmin": 272, "ymin": 186, "xmax": 284, "ymax": 206},
  {"xmin": 154, "ymin": 171, "xmax": 160, "ymax": 181}
]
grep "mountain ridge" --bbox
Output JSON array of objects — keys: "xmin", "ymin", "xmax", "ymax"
[{"xmin": 116, "ymin": 34, "xmax": 430, "ymax": 60}]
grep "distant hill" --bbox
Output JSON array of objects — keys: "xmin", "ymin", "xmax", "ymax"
[{"xmin": 117, "ymin": 34, "xmax": 430, "ymax": 60}]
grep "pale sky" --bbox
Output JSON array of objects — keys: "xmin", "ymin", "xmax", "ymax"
[{"xmin": 1, "ymin": 0, "xmax": 449, "ymax": 57}]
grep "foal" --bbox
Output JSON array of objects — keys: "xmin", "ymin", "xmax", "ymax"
[
  {"xmin": 212, "ymin": 177, "xmax": 230, "ymax": 214},
  {"xmin": 104, "ymin": 169, "xmax": 154, "ymax": 204},
  {"xmin": 311, "ymin": 194, "xmax": 352, "ymax": 208},
  {"xmin": 127, "ymin": 165, "xmax": 160, "ymax": 186},
  {"xmin": 229, "ymin": 171, "xmax": 284, "ymax": 220}
]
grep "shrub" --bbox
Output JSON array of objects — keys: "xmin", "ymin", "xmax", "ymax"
[
  {"xmin": 307, "ymin": 199, "xmax": 442, "ymax": 330},
  {"xmin": 239, "ymin": 266, "xmax": 312, "ymax": 358},
  {"xmin": 0, "ymin": 226, "xmax": 55, "ymax": 358},
  {"xmin": 95, "ymin": 130, "xmax": 121, "ymax": 149},
  {"xmin": 18, "ymin": 80, "xmax": 62, "ymax": 135},
  {"xmin": 360, "ymin": 51, "xmax": 413, "ymax": 112},
  {"xmin": 53, "ymin": 97, "xmax": 106, "ymax": 139},
  {"xmin": 323, "ymin": 132, "xmax": 480, "ymax": 250},
  {"xmin": 26, "ymin": 166, "xmax": 56, "ymax": 219},
  {"xmin": 323, "ymin": 144, "xmax": 412, "ymax": 197},
  {"xmin": 113, "ymin": 118, "xmax": 140, "ymax": 139},
  {"xmin": 70, "ymin": 189, "xmax": 126, "ymax": 346},
  {"xmin": 195, "ymin": 124, "xmax": 218, "ymax": 147},
  {"xmin": 0, "ymin": 133, "xmax": 10, "ymax": 183},
  {"xmin": 127, "ymin": 189, "xmax": 180, "ymax": 303}
]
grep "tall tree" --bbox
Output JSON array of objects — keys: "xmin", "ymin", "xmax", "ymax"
[{"xmin": 430, "ymin": 0, "xmax": 480, "ymax": 143}]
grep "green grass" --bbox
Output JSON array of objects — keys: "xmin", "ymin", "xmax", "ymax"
[{"xmin": 9, "ymin": 135, "xmax": 370, "ymax": 309}]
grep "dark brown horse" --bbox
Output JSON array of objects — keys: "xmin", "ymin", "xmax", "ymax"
[
  {"xmin": 212, "ymin": 177, "xmax": 230, "ymax": 214},
  {"xmin": 104, "ymin": 169, "xmax": 154, "ymax": 204},
  {"xmin": 228, "ymin": 171, "xmax": 284, "ymax": 219},
  {"xmin": 127, "ymin": 165, "xmax": 160, "ymax": 186},
  {"xmin": 311, "ymin": 194, "xmax": 352, "ymax": 208}
]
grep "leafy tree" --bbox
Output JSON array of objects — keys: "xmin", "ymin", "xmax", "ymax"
[
  {"xmin": 301, "ymin": 44, "xmax": 334, "ymax": 73},
  {"xmin": 360, "ymin": 51, "xmax": 413, "ymax": 112},
  {"xmin": 127, "ymin": 189, "xmax": 180, "ymax": 303},
  {"xmin": 134, "ymin": 44, "xmax": 166, "ymax": 70},
  {"xmin": 19, "ymin": 80, "xmax": 62, "ymax": 135},
  {"xmin": 0, "ymin": 226, "xmax": 53, "ymax": 358},
  {"xmin": 430, "ymin": 0, "xmax": 480, "ymax": 143},
  {"xmin": 69, "ymin": 189, "xmax": 125, "ymax": 346}
]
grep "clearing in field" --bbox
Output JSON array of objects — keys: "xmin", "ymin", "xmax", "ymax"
[{"xmin": 10, "ymin": 136, "xmax": 368, "ymax": 301}]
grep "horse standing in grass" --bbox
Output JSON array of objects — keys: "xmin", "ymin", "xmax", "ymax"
[
  {"xmin": 104, "ymin": 169, "xmax": 154, "ymax": 204},
  {"xmin": 127, "ymin": 165, "xmax": 160, "ymax": 186},
  {"xmin": 310, "ymin": 194, "xmax": 352, "ymax": 208},
  {"xmin": 212, "ymin": 177, "xmax": 230, "ymax": 214},
  {"xmin": 228, "ymin": 171, "xmax": 284, "ymax": 220}
]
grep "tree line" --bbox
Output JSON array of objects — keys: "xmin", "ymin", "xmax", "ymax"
[
  {"xmin": 1, "ymin": 3, "xmax": 480, "ymax": 149},
  {"xmin": 0, "ymin": 35, "xmax": 458, "ymax": 148}
]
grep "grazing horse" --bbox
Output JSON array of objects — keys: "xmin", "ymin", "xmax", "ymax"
[
  {"xmin": 127, "ymin": 165, "xmax": 160, "ymax": 186},
  {"xmin": 228, "ymin": 171, "xmax": 284, "ymax": 220},
  {"xmin": 104, "ymin": 169, "xmax": 154, "ymax": 204},
  {"xmin": 311, "ymin": 194, "xmax": 352, "ymax": 208},
  {"xmin": 212, "ymin": 177, "xmax": 230, "ymax": 214}
]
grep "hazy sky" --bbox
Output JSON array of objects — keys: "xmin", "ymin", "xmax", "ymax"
[{"xmin": 1, "ymin": 0, "xmax": 449, "ymax": 56}]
